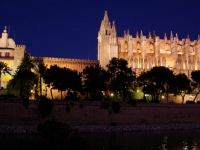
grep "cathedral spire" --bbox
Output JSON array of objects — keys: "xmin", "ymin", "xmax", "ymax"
[
  {"xmin": 170, "ymin": 31, "xmax": 173, "ymax": 40},
  {"xmin": 127, "ymin": 29, "xmax": 130, "ymax": 35},
  {"xmin": 111, "ymin": 20, "xmax": 117, "ymax": 36},
  {"xmin": 99, "ymin": 11, "xmax": 111, "ymax": 36},
  {"xmin": 153, "ymin": 31, "xmax": 156, "ymax": 41},
  {"xmin": 164, "ymin": 33, "xmax": 167, "ymax": 41},
  {"xmin": 187, "ymin": 34, "xmax": 190, "ymax": 40},
  {"xmin": 136, "ymin": 31, "xmax": 139, "ymax": 39},
  {"xmin": 149, "ymin": 32, "xmax": 152, "ymax": 39},
  {"xmin": 140, "ymin": 30, "xmax": 143, "ymax": 37},
  {"xmin": 103, "ymin": 11, "xmax": 109, "ymax": 22},
  {"xmin": 176, "ymin": 33, "xmax": 179, "ymax": 42},
  {"xmin": 124, "ymin": 30, "xmax": 127, "ymax": 37}
]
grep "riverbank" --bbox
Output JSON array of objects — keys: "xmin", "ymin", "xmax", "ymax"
[{"xmin": 1, "ymin": 123, "xmax": 200, "ymax": 133}]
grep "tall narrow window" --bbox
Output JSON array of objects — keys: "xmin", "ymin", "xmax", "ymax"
[{"xmin": 162, "ymin": 57, "xmax": 166, "ymax": 67}]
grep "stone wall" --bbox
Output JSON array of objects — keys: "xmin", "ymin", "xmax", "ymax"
[{"xmin": 1, "ymin": 100, "xmax": 200, "ymax": 127}]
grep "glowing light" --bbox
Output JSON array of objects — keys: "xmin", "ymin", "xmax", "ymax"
[{"xmin": 111, "ymin": 93, "xmax": 114, "ymax": 97}]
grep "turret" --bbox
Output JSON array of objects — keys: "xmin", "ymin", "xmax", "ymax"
[
  {"xmin": 98, "ymin": 11, "xmax": 119, "ymax": 69},
  {"xmin": 99, "ymin": 11, "xmax": 111, "ymax": 36}
]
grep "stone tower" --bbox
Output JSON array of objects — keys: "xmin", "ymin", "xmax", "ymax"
[
  {"xmin": 0, "ymin": 26, "xmax": 26, "ymax": 88},
  {"xmin": 97, "ymin": 11, "xmax": 119, "ymax": 68}
]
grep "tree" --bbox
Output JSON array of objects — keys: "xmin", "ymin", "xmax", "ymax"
[
  {"xmin": 7, "ymin": 53, "xmax": 37, "ymax": 98},
  {"xmin": 33, "ymin": 61, "xmax": 47, "ymax": 97},
  {"xmin": 172, "ymin": 73, "xmax": 191, "ymax": 104},
  {"xmin": 191, "ymin": 70, "xmax": 200, "ymax": 102},
  {"xmin": 43, "ymin": 65, "xmax": 82, "ymax": 100},
  {"xmin": 82, "ymin": 64, "xmax": 109, "ymax": 100},
  {"xmin": 106, "ymin": 57, "xmax": 136, "ymax": 101},
  {"xmin": 137, "ymin": 66, "xmax": 175, "ymax": 102}
]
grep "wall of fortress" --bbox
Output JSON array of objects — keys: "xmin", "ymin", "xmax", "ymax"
[{"xmin": 1, "ymin": 101, "xmax": 200, "ymax": 127}]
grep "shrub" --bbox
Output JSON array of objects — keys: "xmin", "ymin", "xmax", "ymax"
[
  {"xmin": 79, "ymin": 102, "xmax": 83, "ymax": 109},
  {"xmin": 149, "ymin": 100, "xmax": 160, "ymax": 103},
  {"xmin": 139, "ymin": 99, "xmax": 148, "ymax": 103},
  {"xmin": 110, "ymin": 122, "xmax": 117, "ymax": 126},
  {"xmin": 128, "ymin": 100, "xmax": 137, "ymax": 106},
  {"xmin": 66, "ymin": 105, "xmax": 70, "ymax": 113},
  {"xmin": 186, "ymin": 100, "xmax": 195, "ymax": 104},
  {"xmin": 112, "ymin": 102, "xmax": 120, "ymax": 113},
  {"xmin": 22, "ymin": 98, "xmax": 29, "ymax": 109},
  {"xmin": 70, "ymin": 101, "xmax": 74, "ymax": 107},
  {"xmin": 39, "ymin": 98, "xmax": 53, "ymax": 118}
]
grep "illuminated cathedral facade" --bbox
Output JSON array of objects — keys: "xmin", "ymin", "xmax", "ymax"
[{"xmin": 98, "ymin": 11, "xmax": 200, "ymax": 77}]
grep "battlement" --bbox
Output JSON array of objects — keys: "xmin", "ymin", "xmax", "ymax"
[
  {"xmin": 34, "ymin": 56, "xmax": 98, "ymax": 63},
  {"xmin": 16, "ymin": 45, "xmax": 26, "ymax": 48}
]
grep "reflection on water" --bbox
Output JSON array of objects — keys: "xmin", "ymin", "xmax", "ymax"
[
  {"xmin": 82, "ymin": 130, "xmax": 200, "ymax": 150},
  {"xmin": 1, "ymin": 130, "xmax": 200, "ymax": 150}
]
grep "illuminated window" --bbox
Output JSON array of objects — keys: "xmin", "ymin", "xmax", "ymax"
[{"xmin": 5, "ymin": 52, "xmax": 10, "ymax": 57}]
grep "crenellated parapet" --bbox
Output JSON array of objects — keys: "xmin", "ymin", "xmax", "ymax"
[{"xmin": 15, "ymin": 45, "xmax": 26, "ymax": 48}]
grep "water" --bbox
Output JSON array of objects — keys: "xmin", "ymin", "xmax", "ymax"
[{"xmin": 1, "ymin": 130, "xmax": 200, "ymax": 150}]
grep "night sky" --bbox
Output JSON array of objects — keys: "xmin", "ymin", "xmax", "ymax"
[{"xmin": 1, "ymin": 0, "xmax": 200, "ymax": 60}]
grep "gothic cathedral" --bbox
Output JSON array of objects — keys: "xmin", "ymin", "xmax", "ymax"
[{"xmin": 98, "ymin": 11, "xmax": 200, "ymax": 77}]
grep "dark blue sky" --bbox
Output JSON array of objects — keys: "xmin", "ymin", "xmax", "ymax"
[{"xmin": 1, "ymin": 0, "xmax": 200, "ymax": 60}]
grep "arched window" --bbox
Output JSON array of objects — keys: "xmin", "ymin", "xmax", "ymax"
[
  {"xmin": 162, "ymin": 57, "xmax": 166, "ymax": 67},
  {"xmin": 134, "ymin": 58, "xmax": 138, "ymax": 68},
  {"xmin": 147, "ymin": 58, "xmax": 152, "ymax": 69}
]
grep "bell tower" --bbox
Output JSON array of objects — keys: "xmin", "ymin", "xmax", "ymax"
[{"xmin": 98, "ymin": 11, "xmax": 118, "ymax": 69}]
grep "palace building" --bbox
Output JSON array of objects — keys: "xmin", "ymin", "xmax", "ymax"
[
  {"xmin": 98, "ymin": 11, "xmax": 200, "ymax": 77},
  {"xmin": 0, "ymin": 27, "xmax": 26, "ymax": 88},
  {"xmin": 0, "ymin": 26, "xmax": 98, "ymax": 99}
]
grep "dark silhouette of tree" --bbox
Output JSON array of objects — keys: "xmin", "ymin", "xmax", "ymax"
[
  {"xmin": 33, "ymin": 61, "xmax": 47, "ymax": 98},
  {"xmin": 82, "ymin": 64, "xmax": 109, "ymax": 100},
  {"xmin": 106, "ymin": 57, "xmax": 136, "ymax": 101},
  {"xmin": 191, "ymin": 70, "xmax": 200, "ymax": 102},
  {"xmin": 172, "ymin": 73, "xmax": 191, "ymax": 104},
  {"xmin": 137, "ymin": 66, "xmax": 174, "ymax": 102},
  {"xmin": 7, "ymin": 53, "xmax": 37, "ymax": 99},
  {"xmin": 43, "ymin": 65, "xmax": 82, "ymax": 100}
]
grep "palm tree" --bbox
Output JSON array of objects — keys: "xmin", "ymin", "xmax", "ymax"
[
  {"xmin": 33, "ymin": 61, "xmax": 47, "ymax": 97},
  {"xmin": 7, "ymin": 53, "xmax": 37, "ymax": 98}
]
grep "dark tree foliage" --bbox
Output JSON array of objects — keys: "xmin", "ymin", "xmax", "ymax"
[
  {"xmin": 43, "ymin": 65, "xmax": 82, "ymax": 100},
  {"xmin": 107, "ymin": 57, "xmax": 136, "ymax": 101},
  {"xmin": 82, "ymin": 64, "xmax": 109, "ymax": 100},
  {"xmin": 172, "ymin": 73, "xmax": 191, "ymax": 104},
  {"xmin": 7, "ymin": 53, "xmax": 37, "ymax": 99},
  {"xmin": 137, "ymin": 66, "xmax": 174, "ymax": 102},
  {"xmin": 33, "ymin": 61, "xmax": 47, "ymax": 98},
  {"xmin": 191, "ymin": 70, "xmax": 200, "ymax": 102}
]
